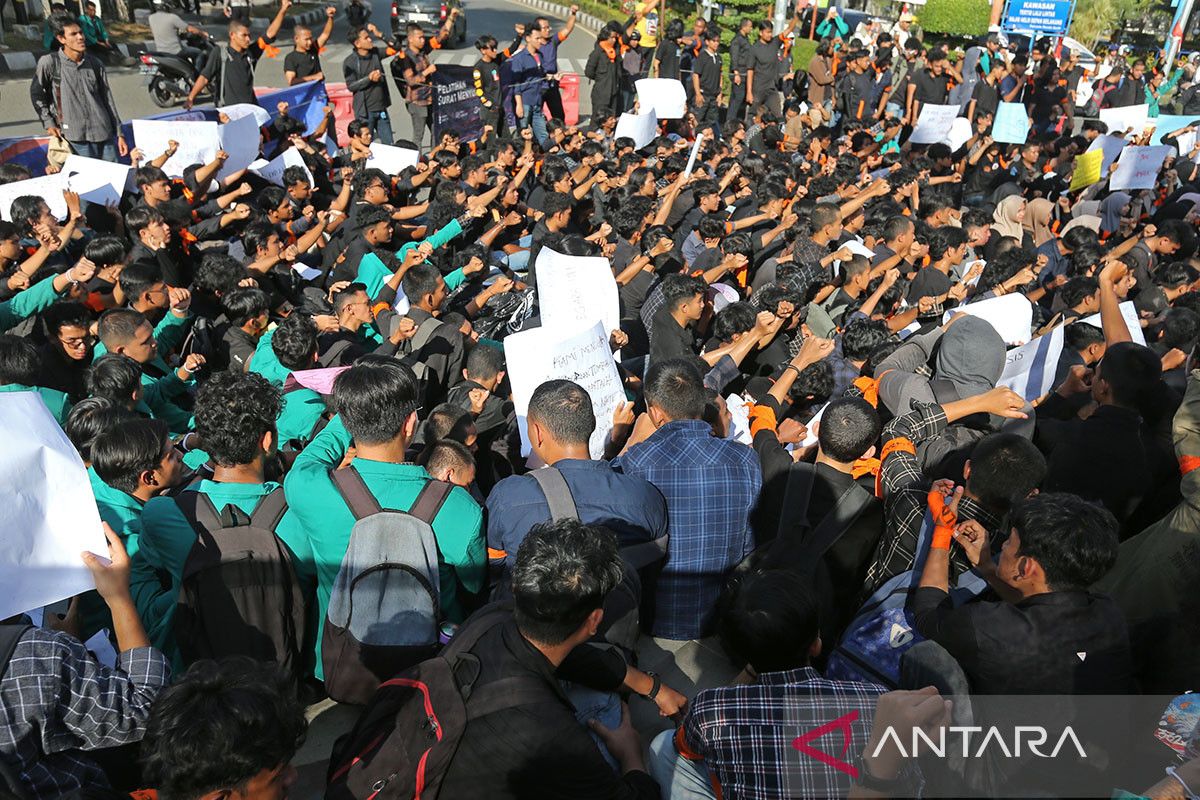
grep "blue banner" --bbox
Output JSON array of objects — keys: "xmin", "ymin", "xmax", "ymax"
[
  {"xmin": 1002, "ymin": 0, "xmax": 1073, "ymax": 35},
  {"xmin": 431, "ymin": 64, "xmax": 484, "ymax": 144}
]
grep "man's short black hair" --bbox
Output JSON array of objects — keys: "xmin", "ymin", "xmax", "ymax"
[
  {"xmin": 196, "ymin": 254, "xmax": 248, "ymax": 296},
  {"xmin": 87, "ymin": 353, "xmax": 143, "ymax": 404},
  {"xmin": 258, "ymin": 186, "xmax": 288, "ymax": 215},
  {"xmin": 967, "ymin": 433, "xmax": 1047, "ymax": 515},
  {"xmin": 511, "ymin": 518, "xmax": 625, "ymax": 645},
  {"xmin": 0, "ymin": 334, "xmax": 39, "ymax": 385},
  {"xmin": 1098, "ymin": 342, "xmax": 1162, "ymax": 408},
  {"xmin": 543, "ymin": 192, "xmax": 573, "ymax": 218},
  {"xmin": 97, "ymin": 307, "xmax": 149, "ymax": 351},
  {"xmin": 221, "ymin": 287, "xmax": 270, "ymax": 327},
  {"xmin": 817, "ymin": 397, "xmax": 881, "ymax": 463},
  {"xmin": 660, "ymin": 273, "xmax": 706, "ymax": 314},
  {"xmin": 528, "ymin": 379, "xmax": 596, "ymax": 447},
  {"xmin": 331, "ymin": 282, "xmax": 368, "ymax": 316},
  {"xmin": 882, "ymin": 215, "xmax": 914, "ymax": 243},
  {"xmin": 1161, "ymin": 307, "xmax": 1200, "ymax": 351},
  {"xmin": 644, "ymin": 357, "xmax": 707, "ymax": 421},
  {"xmin": 1063, "ymin": 321, "xmax": 1105, "ymax": 352},
  {"xmin": 92, "ymin": 418, "xmax": 170, "ymax": 494},
  {"xmin": 401, "ymin": 264, "xmax": 442, "ymax": 304},
  {"xmin": 83, "ymin": 235, "xmax": 127, "ymax": 269},
  {"xmin": 711, "ymin": 302, "xmax": 757, "ymax": 344},
  {"xmin": 697, "ymin": 215, "xmax": 725, "ymax": 241},
  {"xmin": 465, "ymin": 345, "xmax": 504, "ymax": 381},
  {"xmin": 140, "ymin": 658, "xmax": 306, "ymax": 800},
  {"xmin": 242, "ymin": 222, "xmax": 277, "ymax": 257},
  {"xmin": 426, "ymin": 438, "xmax": 475, "ymax": 477},
  {"xmin": 1062, "ymin": 225, "xmax": 1098, "ymax": 252},
  {"xmin": 841, "ymin": 318, "xmax": 890, "ymax": 362},
  {"xmin": 718, "ymin": 570, "xmax": 820, "ymax": 673},
  {"xmin": 282, "ymin": 166, "xmax": 310, "ymax": 189},
  {"xmin": 119, "ymin": 261, "xmax": 165, "ymax": 304},
  {"xmin": 333, "ymin": 358, "xmax": 420, "ymax": 445},
  {"xmin": 271, "ymin": 313, "xmax": 319, "ymax": 371},
  {"xmin": 1010, "ymin": 493, "xmax": 1119, "ymax": 590},
  {"xmin": 65, "ymin": 397, "xmax": 135, "ymax": 463},
  {"xmin": 8, "ymin": 196, "xmax": 46, "ymax": 236},
  {"xmin": 125, "ymin": 204, "xmax": 164, "ymax": 238},
  {"xmin": 195, "ymin": 371, "xmax": 281, "ymax": 467},
  {"xmin": 1061, "ymin": 276, "xmax": 1100, "ymax": 308}
]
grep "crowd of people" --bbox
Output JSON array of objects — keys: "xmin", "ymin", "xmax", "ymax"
[{"xmin": 4, "ymin": 1, "xmax": 1200, "ymax": 799}]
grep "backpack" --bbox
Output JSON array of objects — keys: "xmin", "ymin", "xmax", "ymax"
[
  {"xmin": 527, "ymin": 467, "xmax": 667, "ymax": 653},
  {"xmin": 323, "ymin": 466, "xmax": 452, "ymax": 704},
  {"xmin": 398, "ymin": 316, "xmax": 445, "ymax": 380},
  {"xmin": 824, "ymin": 511, "xmax": 986, "ymax": 688},
  {"xmin": 173, "ymin": 489, "xmax": 307, "ymax": 679},
  {"xmin": 325, "ymin": 606, "xmax": 546, "ymax": 800}
]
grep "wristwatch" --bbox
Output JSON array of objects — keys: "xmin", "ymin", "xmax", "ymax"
[
  {"xmin": 639, "ymin": 670, "xmax": 661, "ymax": 701},
  {"xmin": 856, "ymin": 757, "xmax": 909, "ymax": 795}
]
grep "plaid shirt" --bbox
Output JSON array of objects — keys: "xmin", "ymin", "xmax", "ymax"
[
  {"xmin": 865, "ymin": 401, "xmax": 1001, "ymax": 593},
  {"xmin": 0, "ymin": 628, "xmax": 169, "ymax": 796},
  {"xmin": 615, "ymin": 420, "xmax": 762, "ymax": 639},
  {"xmin": 680, "ymin": 667, "xmax": 886, "ymax": 799}
]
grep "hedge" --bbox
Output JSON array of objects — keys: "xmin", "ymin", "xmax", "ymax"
[{"xmin": 918, "ymin": 0, "xmax": 991, "ymax": 37}]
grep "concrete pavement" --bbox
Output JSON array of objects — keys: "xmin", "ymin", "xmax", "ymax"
[{"xmin": 0, "ymin": 0, "xmax": 595, "ymax": 142}]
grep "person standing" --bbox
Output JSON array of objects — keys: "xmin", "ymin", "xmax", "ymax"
[
  {"xmin": 395, "ymin": 11, "xmax": 458, "ymax": 148},
  {"xmin": 472, "ymin": 35, "xmax": 503, "ymax": 133},
  {"xmin": 284, "ymin": 5, "xmax": 336, "ymax": 86},
  {"xmin": 343, "ymin": 23, "xmax": 393, "ymax": 145},
  {"xmin": 30, "ymin": 13, "xmax": 128, "ymax": 161},
  {"xmin": 691, "ymin": 28, "xmax": 722, "ymax": 133},
  {"xmin": 585, "ymin": 26, "xmax": 624, "ymax": 121},
  {"xmin": 186, "ymin": 0, "xmax": 291, "ymax": 109},
  {"xmin": 510, "ymin": 24, "xmax": 549, "ymax": 144},
  {"xmin": 746, "ymin": 12, "xmax": 799, "ymax": 120},
  {"xmin": 727, "ymin": 18, "xmax": 753, "ymax": 123},
  {"xmin": 534, "ymin": 7, "xmax": 579, "ymax": 122}
]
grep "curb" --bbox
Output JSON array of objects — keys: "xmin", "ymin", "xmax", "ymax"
[{"xmin": 509, "ymin": 0, "xmax": 606, "ymax": 34}]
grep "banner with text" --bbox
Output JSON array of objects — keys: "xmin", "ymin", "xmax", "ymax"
[{"xmin": 432, "ymin": 64, "xmax": 485, "ymax": 144}]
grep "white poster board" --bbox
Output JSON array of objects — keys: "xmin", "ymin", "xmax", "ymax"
[
  {"xmin": 366, "ymin": 142, "xmax": 420, "ymax": 173},
  {"xmin": 614, "ymin": 109, "xmax": 658, "ymax": 150},
  {"xmin": 1110, "ymin": 145, "xmax": 1172, "ymax": 191},
  {"xmin": 133, "ymin": 119, "xmax": 219, "ymax": 178},
  {"xmin": 946, "ymin": 117, "xmax": 974, "ymax": 151},
  {"xmin": 216, "ymin": 114, "xmax": 261, "ymax": 182},
  {"xmin": 0, "ymin": 392, "xmax": 108, "ymax": 621},
  {"xmin": 1099, "ymin": 104, "xmax": 1152, "ymax": 136},
  {"xmin": 534, "ymin": 247, "xmax": 620, "ymax": 341},
  {"xmin": 62, "ymin": 155, "xmax": 131, "ymax": 208},
  {"xmin": 249, "ymin": 147, "xmax": 314, "ymax": 187},
  {"xmin": 683, "ymin": 132, "xmax": 705, "ymax": 177},
  {"xmin": 1086, "ymin": 134, "xmax": 1128, "ymax": 175},
  {"xmin": 0, "ymin": 174, "xmax": 68, "ymax": 222},
  {"xmin": 992, "ymin": 101, "xmax": 1029, "ymax": 144},
  {"xmin": 635, "ymin": 78, "xmax": 687, "ymax": 119},
  {"xmin": 909, "ymin": 104, "xmax": 961, "ymax": 145},
  {"xmin": 219, "ymin": 102, "xmax": 272, "ymax": 128},
  {"xmin": 504, "ymin": 321, "xmax": 626, "ymax": 460},
  {"xmin": 943, "ymin": 293, "xmax": 1033, "ymax": 346}
]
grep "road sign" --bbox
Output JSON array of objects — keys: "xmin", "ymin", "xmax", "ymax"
[{"xmin": 1001, "ymin": 0, "xmax": 1073, "ymax": 35}]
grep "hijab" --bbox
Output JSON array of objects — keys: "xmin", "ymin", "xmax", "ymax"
[
  {"xmin": 1099, "ymin": 191, "xmax": 1132, "ymax": 234},
  {"xmin": 1026, "ymin": 198, "xmax": 1055, "ymax": 246},
  {"xmin": 1061, "ymin": 215, "xmax": 1101, "ymax": 236},
  {"xmin": 991, "ymin": 195, "xmax": 1026, "ymax": 241}
]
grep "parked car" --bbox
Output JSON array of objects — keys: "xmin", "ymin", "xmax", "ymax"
[{"xmin": 390, "ymin": 0, "xmax": 466, "ymax": 44}]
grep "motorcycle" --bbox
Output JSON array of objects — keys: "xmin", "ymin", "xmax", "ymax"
[{"xmin": 139, "ymin": 31, "xmax": 216, "ymax": 108}]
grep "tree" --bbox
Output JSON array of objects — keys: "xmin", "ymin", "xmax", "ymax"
[{"xmin": 1070, "ymin": 0, "xmax": 1141, "ymax": 49}]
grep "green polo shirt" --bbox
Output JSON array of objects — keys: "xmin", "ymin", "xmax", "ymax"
[
  {"xmin": 139, "ymin": 480, "xmax": 317, "ymax": 669},
  {"xmin": 0, "ymin": 384, "xmax": 70, "ymax": 424},
  {"xmin": 283, "ymin": 415, "xmax": 485, "ymax": 679},
  {"xmin": 356, "ymin": 218, "xmax": 469, "ymax": 301},
  {"xmin": 0, "ymin": 274, "xmax": 62, "ymax": 333},
  {"xmin": 95, "ymin": 311, "xmax": 195, "ymax": 433}
]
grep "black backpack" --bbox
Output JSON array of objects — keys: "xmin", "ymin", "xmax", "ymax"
[
  {"xmin": 326, "ymin": 606, "xmax": 547, "ymax": 800},
  {"xmin": 173, "ymin": 489, "xmax": 307, "ymax": 679}
]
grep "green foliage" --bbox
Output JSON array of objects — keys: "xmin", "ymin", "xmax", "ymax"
[{"xmin": 918, "ymin": 0, "xmax": 990, "ymax": 36}]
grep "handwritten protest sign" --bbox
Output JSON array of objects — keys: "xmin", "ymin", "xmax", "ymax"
[
  {"xmin": 62, "ymin": 155, "xmax": 131, "ymax": 208},
  {"xmin": 505, "ymin": 321, "xmax": 625, "ymax": 460},
  {"xmin": 943, "ymin": 293, "xmax": 1033, "ymax": 345},
  {"xmin": 366, "ymin": 143, "xmax": 420, "ymax": 173},
  {"xmin": 1099, "ymin": 104, "xmax": 1152, "ymax": 137},
  {"xmin": 249, "ymin": 147, "xmax": 314, "ymax": 187},
  {"xmin": 636, "ymin": 78, "xmax": 687, "ymax": 119},
  {"xmin": 133, "ymin": 119, "xmax": 219, "ymax": 178},
  {"xmin": 1110, "ymin": 145, "xmax": 1172, "ymax": 191},
  {"xmin": 1069, "ymin": 149, "xmax": 1104, "ymax": 191},
  {"xmin": 0, "ymin": 174, "xmax": 68, "ymax": 222},
  {"xmin": 216, "ymin": 114, "xmax": 261, "ymax": 182},
  {"xmin": 1086, "ymin": 134, "xmax": 1128, "ymax": 175},
  {"xmin": 535, "ymin": 247, "xmax": 620, "ymax": 340},
  {"xmin": 909, "ymin": 104, "xmax": 961, "ymax": 145},
  {"xmin": 992, "ymin": 102, "xmax": 1029, "ymax": 144},
  {"xmin": 0, "ymin": 392, "xmax": 108, "ymax": 621},
  {"xmin": 615, "ymin": 109, "xmax": 658, "ymax": 150}
]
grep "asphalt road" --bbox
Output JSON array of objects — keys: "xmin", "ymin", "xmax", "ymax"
[{"xmin": 0, "ymin": 0, "xmax": 595, "ymax": 141}]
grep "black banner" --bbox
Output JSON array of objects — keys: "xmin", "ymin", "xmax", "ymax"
[{"xmin": 431, "ymin": 64, "xmax": 484, "ymax": 144}]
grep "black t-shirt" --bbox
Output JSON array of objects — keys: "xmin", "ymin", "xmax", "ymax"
[
  {"xmin": 912, "ymin": 68, "xmax": 950, "ymax": 106},
  {"xmin": 201, "ymin": 40, "xmax": 272, "ymax": 106},
  {"xmin": 284, "ymin": 48, "xmax": 322, "ymax": 82},
  {"xmin": 695, "ymin": 49, "xmax": 721, "ymax": 96},
  {"xmin": 971, "ymin": 79, "xmax": 1000, "ymax": 119},
  {"xmin": 749, "ymin": 39, "xmax": 784, "ymax": 91},
  {"xmin": 655, "ymin": 41, "xmax": 681, "ymax": 80},
  {"xmin": 1031, "ymin": 85, "xmax": 1067, "ymax": 123}
]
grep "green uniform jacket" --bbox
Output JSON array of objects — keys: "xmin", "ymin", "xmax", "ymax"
[
  {"xmin": 283, "ymin": 415, "xmax": 485, "ymax": 679},
  {"xmin": 95, "ymin": 311, "xmax": 195, "ymax": 433},
  {"xmin": 0, "ymin": 274, "xmax": 62, "ymax": 333},
  {"xmin": 355, "ymin": 218, "xmax": 468, "ymax": 301},
  {"xmin": 0, "ymin": 384, "xmax": 71, "ymax": 424}
]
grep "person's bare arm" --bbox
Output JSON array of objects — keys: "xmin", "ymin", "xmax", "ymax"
[
  {"xmin": 1097, "ymin": 260, "xmax": 1134, "ymax": 345},
  {"xmin": 82, "ymin": 524, "xmax": 150, "ymax": 652},
  {"xmin": 192, "ymin": 150, "xmax": 226, "ymax": 193},
  {"xmin": 265, "ymin": 0, "xmax": 292, "ymax": 41},
  {"xmin": 316, "ymin": 5, "xmax": 336, "ymax": 48}
]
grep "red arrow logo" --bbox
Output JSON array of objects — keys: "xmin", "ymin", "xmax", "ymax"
[{"xmin": 791, "ymin": 711, "xmax": 860, "ymax": 779}]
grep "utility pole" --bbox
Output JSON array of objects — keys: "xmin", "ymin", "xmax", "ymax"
[{"xmin": 774, "ymin": 0, "xmax": 788, "ymax": 34}]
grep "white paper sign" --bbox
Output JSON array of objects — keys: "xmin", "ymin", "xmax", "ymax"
[
  {"xmin": 683, "ymin": 132, "xmax": 705, "ymax": 178},
  {"xmin": 801, "ymin": 402, "xmax": 828, "ymax": 448},
  {"xmin": 133, "ymin": 119, "xmax": 219, "ymax": 178},
  {"xmin": 0, "ymin": 392, "xmax": 107, "ymax": 622},
  {"xmin": 0, "ymin": 174, "xmax": 68, "ymax": 222},
  {"xmin": 614, "ymin": 109, "xmax": 658, "ymax": 150},
  {"xmin": 217, "ymin": 114, "xmax": 261, "ymax": 182},
  {"xmin": 504, "ymin": 321, "xmax": 626, "ymax": 460},
  {"xmin": 1086, "ymin": 134, "xmax": 1128, "ymax": 175},
  {"xmin": 1110, "ymin": 145, "xmax": 1172, "ymax": 191},
  {"xmin": 535, "ymin": 247, "xmax": 620, "ymax": 341},
  {"xmin": 943, "ymin": 293, "xmax": 1033, "ymax": 346},
  {"xmin": 249, "ymin": 147, "xmax": 314, "ymax": 187},
  {"xmin": 635, "ymin": 78, "xmax": 687, "ymax": 119},
  {"xmin": 219, "ymin": 102, "xmax": 271, "ymax": 128},
  {"xmin": 1099, "ymin": 104, "xmax": 1153, "ymax": 136},
  {"xmin": 909, "ymin": 104, "xmax": 961, "ymax": 145},
  {"xmin": 366, "ymin": 142, "xmax": 420, "ymax": 173},
  {"xmin": 946, "ymin": 117, "xmax": 974, "ymax": 151},
  {"xmin": 62, "ymin": 155, "xmax": 131, "ymax": 208}
]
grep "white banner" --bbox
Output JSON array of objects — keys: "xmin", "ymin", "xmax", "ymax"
[
  {"xmin": 504, "ymin": 321, "xmax": 626, "ymax": 460},
  {"xmin": 0, "ymin": 174, "xmax": 68, "ymax": 222},
  {"xmin": 62, "ymin": 155, "xmax": 131, "ymax": 208},
  {"xmin": 909, "ymin": 104, "xmax": 961, "ymax": 145},
  {"xmin": 1110, "ymin": 145, "xmax": 1172, "ymax": 191},
  {"xmin": 635, "ymin": 78, "xmax": 687, "ymax": 119},
  {"xmin": 534, "ymin": 247, "xmax": 620, "ymax": 341},
  {"xmin": 249, "ymin": 147, "xmax": 314, "ymax": 187},
  {"xmin": 614, "ymin": 109, "xmax": 658, "ymax": 150},
  {"xmin": 943, "ymin": 293, "xmax": 1033, "ymax": 346},
  {"xmin": 0, "ymin": 393, "xmax": 108, "ymax": 621},
  {"xmin": 133, "ymin": 119, "xmax": 219, "ymax": 178},
  {"xmin": 366, "ymin": 142, "xmax": 420, "ymax": 173},
  {"xmin": 1099, "ymin": 104, "xmax": 1152, "ymax": 136}
]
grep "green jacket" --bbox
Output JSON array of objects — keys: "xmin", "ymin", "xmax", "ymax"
[
  {"xmin": 249, "ymin": 327, "xmax": 290, "ymax": 386},
  {"xmin": 95, "ymin": 312, "xmax": 195, "ymax": 432},
  {"xmin": 78, "ymin": 13, "xmax": 108, "ymax": 46},
  {"xmin": 1147, "ymin": 67, "xmax": 1184, "ymax": 117},
  {"xmin": 0, "ymin": 384, "xmax": 71, "ymax": 425},
  {"xmin": 279, "ymin": 386, "xmax": 327, "ymax": 446},
  {"xmin": 356, "ymin": 219, "xmax": 468, "ymax": 301},
  {"xmin": 283, "ymin": 415, "xmax": 485, "ymax": 678},
  {"xmin": 1, "ymin": 274, "xmax": 62, "ymax": 333},
  {"xmin": 139, "ymin": 480, "xmax": 317, "ymax": 669}
]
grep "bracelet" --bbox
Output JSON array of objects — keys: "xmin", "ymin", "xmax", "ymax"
[
  {"xmin": 781, "ymin": 363, "xmax": 801, "ymax": 376},
  {"xmin": 1167, "ymin": 766, "xmax": 1200, "ymax": 800},
  {"xmin": 640, "ymin": 671, "xmax": 661, "ymax": 701},
  {"xmin": 180, "ymin": 365, "xmax": 194, "ymax": 376}
]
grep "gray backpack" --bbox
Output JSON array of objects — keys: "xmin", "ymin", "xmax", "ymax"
[
  {"xmin": 322, "ymin": 466, "xmax": 453, "ymax": 704},
  {"xmin": 399, "ymin": 316, "xmax": 445, "ymax": 380}
]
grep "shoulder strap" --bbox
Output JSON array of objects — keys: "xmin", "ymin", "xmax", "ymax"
[
  {"xmin": 51, "ymin": 51, "xmax": 63, "ymax": 128},
  {"xmin": 173, "ymin": 490, "xmax": 226, "ymax": 535},
  {"xmin": 0, "ymin": 624, "xmax": 31, "ymax": 675},
  {"xmin": 798, "ymin": 478, "xmax": 874, "ymax": 564},
  {"xmin": 249, "ymin": 487, "xmax": 289, "ymax": 531},
  {"xmin": 318, "ymin": 338, "xmax": 354, "ymax": 367},
  {"xmin": 781, "ymin": 463, "xmax": 817, "ymax": 531},
  {"xmin": 466, "ymin": 675, "xmax": 553, "ymax": 719},
  {"xmin": 408, "ymin": 479, "xmax": 453, "ymax": 525},
  {"xmin": 330, "ymin": 465, "xmax": 384, "ymax": 520},
  {"xmin": 529, "ymin": 467, "xmax": 578, "ymax": 520},
  {"xmin": 409, "ymin": 316, "xmax": 443, "ymax": 353}
]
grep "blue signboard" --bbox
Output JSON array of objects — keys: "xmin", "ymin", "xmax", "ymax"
[{"xmin": 1002, "ymin": 0, "xmax": 1073, "ymax": 35}]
